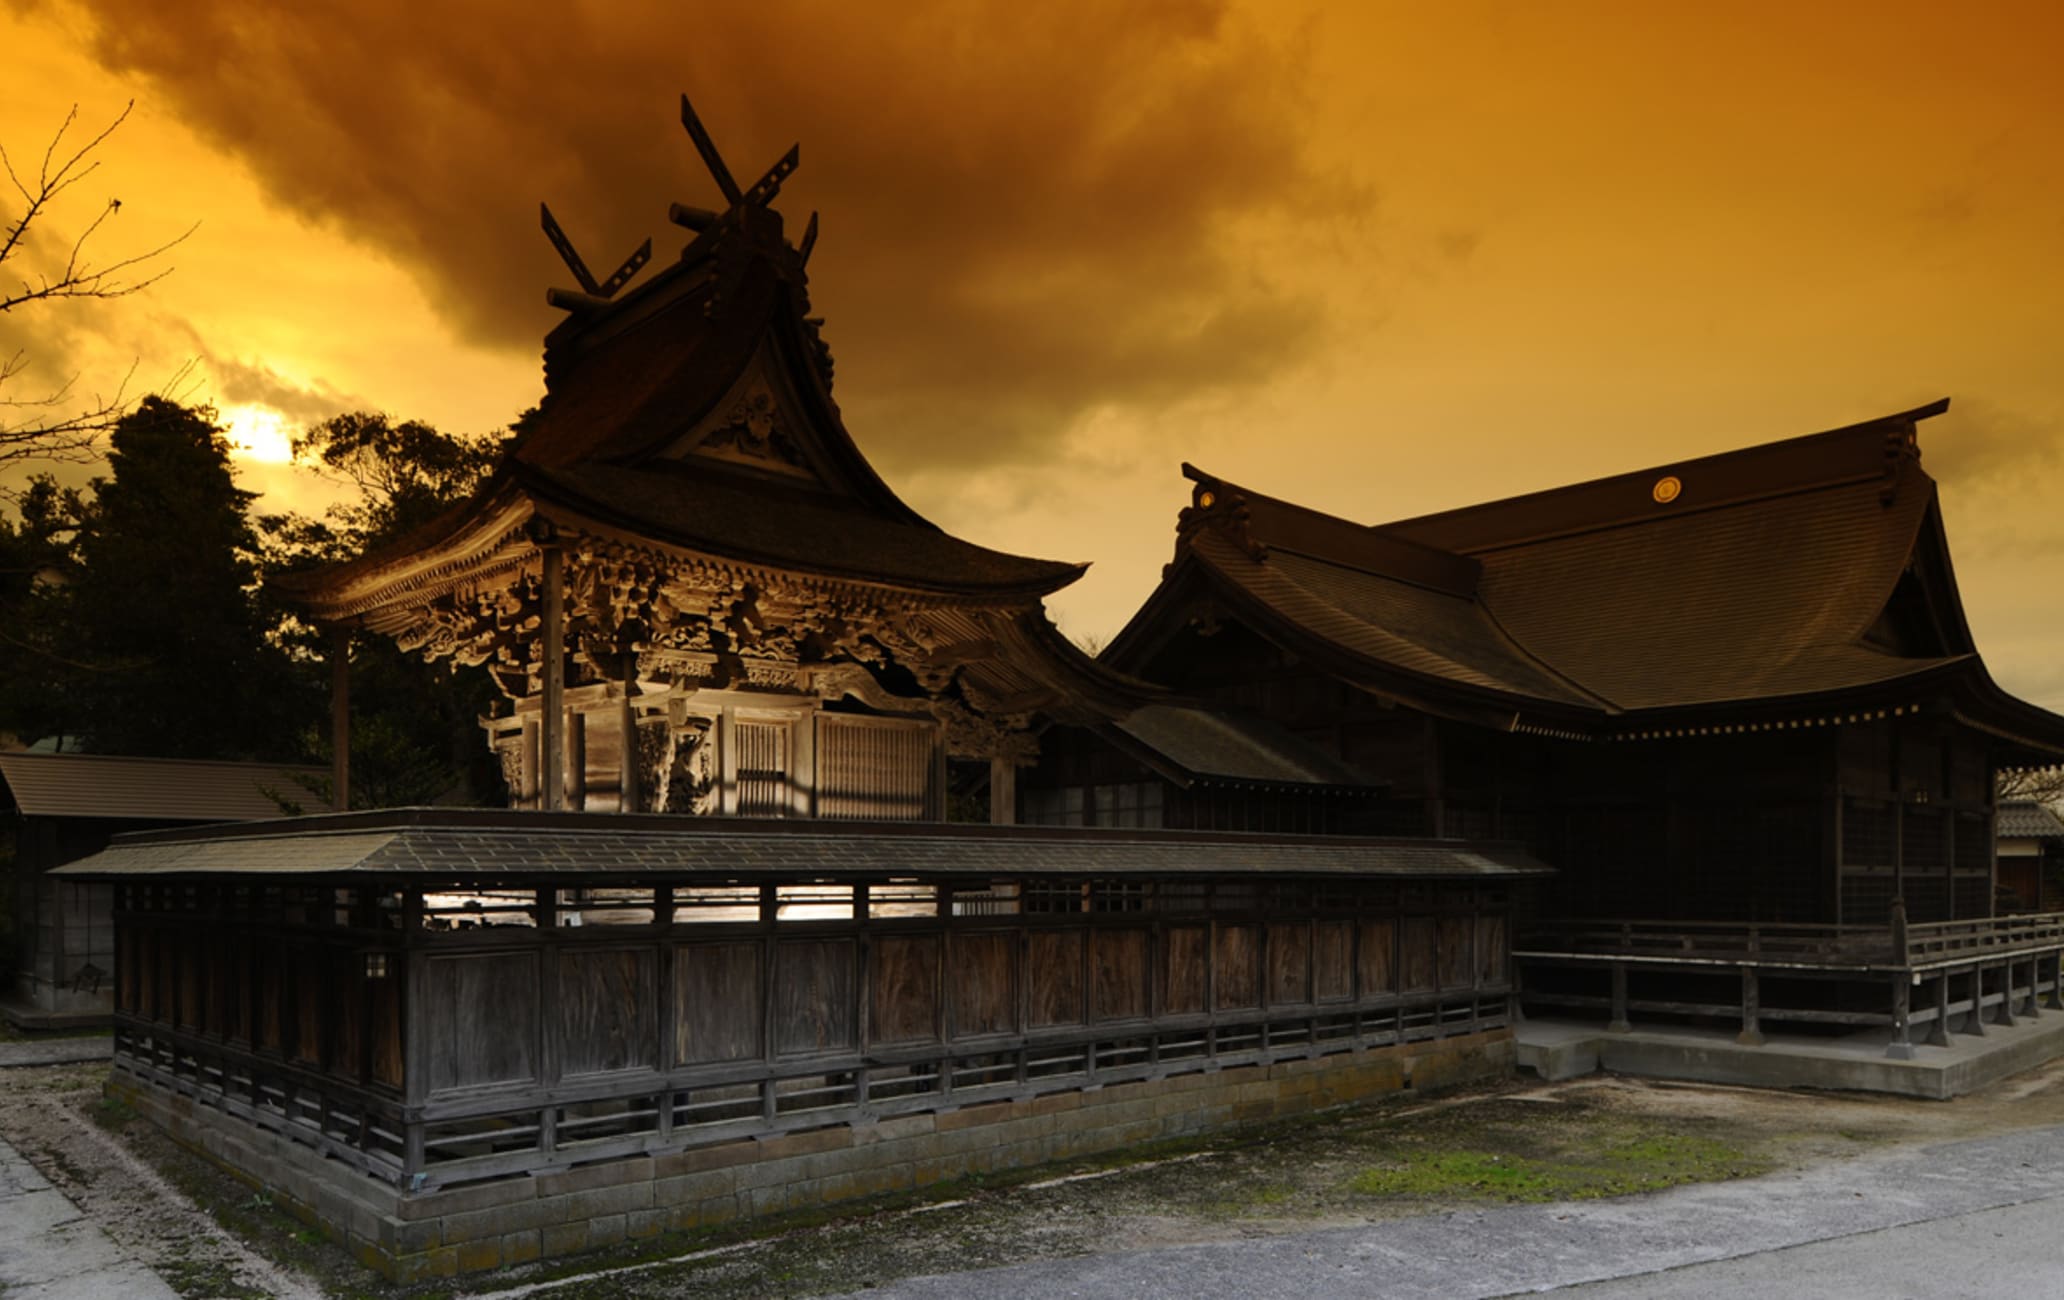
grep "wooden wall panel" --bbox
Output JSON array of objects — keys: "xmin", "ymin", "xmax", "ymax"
[
  {"xmin": 560, "ymin": 948, "xmax": 658, "ymax": 1076},
  {"xmin": 1475, "ymin": 915, "xmax": 1507, "ymax": 986},
  {"xmin": 1090, "ymin": 929, "xmax": 1149, "ymax": 1022},
  {"xmin": 1437, "ymin": 917, "xmax": 1474, "ymax": 989},
  {"xmin": 872, "ymin": 936, "xmax": 940, "ymax": 1044},
  {"xmin": 426, "ymin": 953, "xmax": 538, "ymax": 1093},
  {"xmin": 676, "ymin": 942, "xmax": 763, "ymax": 1064},
  {"xmin": 776, "ymin": 939, "xmax": 856, "ymax": 1055},
  {"xmin": 292, "ymin": 947, "xmax": 323, "ymax": 1065},
  {"xmin": 1400, "ymin": 917, "xmax": 1437, "ymax": 993},
  {"xmin": 1029, "ymin": 931, "xmax": 1083, "ymax": 1027},
  {"xmin": 1313, "ymin": 921, "xmax": 1353, "ymax": 1003},
  {"xmin": 1267, "ymin": 922, "xmax": 1310, "ymax": 1005},
  {"xmin": 256, "ymin": 940, "xmax": 282, "ymax": 1051},
  {"xmin": 329, "ymin": 950, "xmax": 364, "ymax": 1080},
  {"xmin": 1214, "ymin": 925, "xmax": 1260, "ymax": 1009},
  {"xmin": 947, "ymin": 933, "xmax": 1016, "ymax": 1037},
  {"xmin": 1160, "ymin": 926, "xmax": 1208, "ymax": 1015},
  {"xmin": 370, "ymin": 964, "xmax": 404, "ymax": 1089}
]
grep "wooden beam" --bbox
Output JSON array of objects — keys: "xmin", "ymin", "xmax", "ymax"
[
  {"xmin": 990, "ymin": 758, "xmax": 1016, "ymax": 826},
  {"xmin": 541, "ymin": 547, "xmax": 566, "ymax": 812},
  {"xmin": 329, "ymin": 627, "xmax": 351, "ymax": 813}
]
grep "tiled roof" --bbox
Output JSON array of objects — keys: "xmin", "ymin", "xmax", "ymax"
[
  {"xmin": 0, "ymin": 752, "xmax": 331, "ymax": 822},
  {"xmin": 1112, "ymin": 703, "xmax": 1376, "ymax": 787},
  {"xmin": 52, "ymin": 808, "xmax": 1551, "ymax": 880},
  {"xmin": 1136, "ymin": 403, "xmax": 2064, "ymax": 749},
  {"xmin": 1999, "ymin": 800, "xmax": 2064, "ymax": 840}
]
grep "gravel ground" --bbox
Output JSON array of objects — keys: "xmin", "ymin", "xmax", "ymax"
[{"xmin": 8, "ymin": 1055, "xmax": 2064, "ymax": 1299}]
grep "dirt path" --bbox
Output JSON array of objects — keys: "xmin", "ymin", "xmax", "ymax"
[{"xmin": 9, "ymin": 1055, "xmax": 2064, "ymax": 1298}]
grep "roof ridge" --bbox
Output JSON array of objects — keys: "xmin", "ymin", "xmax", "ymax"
[{"xmin": 1383, "ymin": 400, "xmax": 1950, "ymax": 555}]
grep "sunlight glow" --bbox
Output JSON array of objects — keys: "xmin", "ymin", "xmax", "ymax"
[{"xmin": 221, "ymin": 404, "xmax": 298, "ymax": 464}]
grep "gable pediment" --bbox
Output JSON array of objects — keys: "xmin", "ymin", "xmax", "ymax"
[{"xmin": 659, "ymin": 339, "xmax": 833, "ymax": 487}]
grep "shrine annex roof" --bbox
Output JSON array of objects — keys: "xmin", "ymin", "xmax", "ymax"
[
  {"xmin": 53, "ymin": 808, "xmax": 1551, "ymax": 881},
  {"xmin": 0, "ymin": 751, "xmax": 330, "ymax": 822},
  {"xmin": 1116, "ymin": 401, "xmax": 2064, "ymax": 757}
]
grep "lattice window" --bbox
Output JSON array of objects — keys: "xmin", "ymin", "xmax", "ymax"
[{"xmin": 735, "ymin": 721, "xmax": 790, "ymax": 817}]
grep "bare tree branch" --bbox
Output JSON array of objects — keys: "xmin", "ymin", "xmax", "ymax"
[{"xmin": 1, "ymin": 100, "xmax": 196, "ymax": 479}]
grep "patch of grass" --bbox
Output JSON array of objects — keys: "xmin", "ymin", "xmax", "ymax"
[
  {"xmin": 1348, "ymin": 1133, "xmax": 1762, "ymax": 1203},
  {"xmin": 90, "ymin": 1093, "xmax": 138, "ymax": 1133}
]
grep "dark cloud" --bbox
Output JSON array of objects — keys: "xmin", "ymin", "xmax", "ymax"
[
  {"xmin": 204, "ymin": 355, "xmax": 365, "ymax": 429},
  {"xmin": 57, "ymin": 0, "xmax": 1347, "ymax": 472}
]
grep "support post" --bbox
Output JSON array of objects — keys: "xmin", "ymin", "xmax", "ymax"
[
  {"xmin": 989, "ymin": 757, "xmax": 1016, "ymax": 826},
  {"xmin": 1929, "ymin": 971, "xmax": 1951, "ymax": 1047},
  {"xmin": 2023, "ymin": 958, "xmax": 2041, "ymax": 1019},
  {"xmin": 1607, "ymin": 962, "xmax": 1630, "ymax": 1034},
  {"xmin": 1887, "ymin": 975, "xmax": 1917, "ymax": 1059},
  {"xmin": 1736, "ymin": 967, "xmax": 1765, "ymax": 1046},
  {"xmin": 1965, "ymin": 966, "xmax": 1988, "ymax": 1036},
  {"xmin": 567, "ymin": 711, "xmax": 587, "ymax": 811},
  {"xmin": 620, "ymin": 655, "xmax": 642, "ymax": 814},
  {"xmin": 1999, "ymin": 960, "xmax": 2019, "ymax": 1026},
  {"xmin": 329, "ymin": 626, "xmax": 351, "ymax": 812},
  {"xmin": 541, "ymin": 545, "xmax": 566, "ymax": 811}
]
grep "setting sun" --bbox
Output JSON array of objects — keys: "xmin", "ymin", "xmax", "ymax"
[{"xmin": 219, "ymin": 403, "xmax": 296, "ymax": 464}]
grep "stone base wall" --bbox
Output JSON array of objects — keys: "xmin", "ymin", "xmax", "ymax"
[{"xmin": 114, "ymin": 1028, "xmax": 1514, "ymax": 1281}]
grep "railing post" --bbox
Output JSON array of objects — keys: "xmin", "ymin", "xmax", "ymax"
[
  {"xmin": 1736, "ymin": 966, "xmax": 1764, "ymax": 1046},
  {"xmin": 1886, "ymin": 974, "xmax": 1917, "ymax": 1060},
  {"xmin": 1608, "ymin": 962, "xmax": 1631, "ymax": 1034},
  {"xmin": 1964, "ymin": 967, "xmax": 1988, "ymax": 1037},
  {"xmin": 2022, "ymin": 958, "xmax": 2041, "ymax": 1020},
  {"xmin": 1998, "ymin": 961, "xmax": 2018, "ymax": 1027},
  {"xmin": 1929, "ymin": 971, "xmax": 1951, "ymax": 1048}
]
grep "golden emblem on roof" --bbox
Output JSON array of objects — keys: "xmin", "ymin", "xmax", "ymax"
[{"xmin": 1652, "ymin": 475, "xmax": 1682, "ymax": 504}]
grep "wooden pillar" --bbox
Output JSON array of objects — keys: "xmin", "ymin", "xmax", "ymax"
[
  {"xmin": 1886, "ymin": 975, "xmax": 1917, "ymax": 1059},
  {"xmin": 1929, "ymin": 971, "xmax": 1951, "ymax": 1047},
  {"xmin": 541, "ymin": 546, "xmax": 566, "ymax": 812},
  {"xmin": 1736, "ymin": 967, "xmax": 1765, "ymax": 1046},
  {"xmin": 1998, "ymin": 961, "xmax": 2018, "ymax": 1026},
  {"xmin": 329, "ymin": 627, "xmax": 351, "ymax": 813},
  {"xmin": 1608, "ymin": 962, "xmax": 1630, "ymax": 1034},
  {"xmin": 567, "ymin": 711, "xmax": 587, "ymax": 811},
  {"xmin": 990, "ymin": 758, "xmax": 1016, "ymax": 826},
  {"xmin": 619, "ymin": 657, "xmax": 641, "ymax": 815},
  {"xmin": 1965, "ymin": 966, "xmax": 1988, "ymax": 1036}
]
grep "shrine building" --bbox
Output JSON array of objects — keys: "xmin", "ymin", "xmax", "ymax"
[{"xmin": 56, "ymin": 99, "xmax": 1543, "ymax": 1280}]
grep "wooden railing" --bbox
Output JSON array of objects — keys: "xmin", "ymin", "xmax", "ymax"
[{"xmin": 1516, "ymin": 910, "xmax": 2064, "ymax": 1059}]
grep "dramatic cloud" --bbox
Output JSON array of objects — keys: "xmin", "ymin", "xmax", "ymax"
[
  {"xmin": 203, "ymin": 355, "xmax": 364, "ymax": 430},
  {"xmin": 49, "ymin": 0, "xmax": 1345, "ymax": 471}
]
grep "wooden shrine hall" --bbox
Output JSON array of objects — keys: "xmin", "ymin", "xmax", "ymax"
[
  {"xmin": 56, "ymin": 98, "xmax": 1545, "ymax": 1280},
  {"xmin": 1029, "ymin": 401, "xmax": 2064, "ymax": 1058}
]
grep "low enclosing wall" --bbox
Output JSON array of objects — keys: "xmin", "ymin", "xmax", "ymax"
[{"xmin": 115, "ymin": 1027, "xmax": 1514, "ymax": 1281}]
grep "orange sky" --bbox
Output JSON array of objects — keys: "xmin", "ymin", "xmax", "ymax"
[{"xmin": 5, "ymin": 1, "xmax": 2062, "ymax": 708}]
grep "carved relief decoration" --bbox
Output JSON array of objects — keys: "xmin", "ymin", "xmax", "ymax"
[{"xmin": 694, "ymin": 380, "xmax": 808, "ymax": 473}]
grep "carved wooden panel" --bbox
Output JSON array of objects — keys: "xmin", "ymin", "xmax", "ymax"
[
  {"xmin": 871, "ymin": 935, "xmax": 940, "ymax": 1044},
  {"xmin": 1313, "ymin": 921, "xmax": 1353, "ymax": 1003},
  {"xmin": 1400, "ymin": 917, "xmax": 1437, "ymax": 993},
  {"xmin": 1160, "ymin": 925, "xmax": 1208, "ymax": 1015},
  {"xmin": 1028, "ymin": 931, "xmax": 1083, "ymax": 1027},
  {"xmin": 1090, "ymin": 929, "xmax": 1149, "ymax": 1022},
  {"xmin": 1358, "ymin": 918, "xmax": 1395, "ymax": 996},
  {"xmin": 776, "ymin": 939, "xmax": 856, "ymax": 1054},
  {"xmin": 948, "ymin": 932, "xmax": 1016, "ymax": 1037},
  {"xmin": 1438, "ymin": 917, "xmax": 1475, "ymax": 990},
  {"xmin": 1214, "ymin": 925, "xmax": 1260, "ymax": 1009},
  {"xmin": 1267, "ymin": 922, "xmax": 1310, "ymax": 1006},
  {"xmin": 560, "ymin": 947, "xmax": 658, "ymax": 1076},
  {"xmin": 676, "ymin": 942, "xmax": 763, "ymax": 1064},
  {"xmin": 425, "ymin": 953, "xmax": 539, "ymax": 1094},
  {"xmin": 1476, "ymin": 915, "xmax": 1507, "ymax": 985}
]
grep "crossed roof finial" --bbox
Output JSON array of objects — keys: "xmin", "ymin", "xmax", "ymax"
[{"xmin": 544, "ymin": 93, "xmax": 818, "ymax": 312}]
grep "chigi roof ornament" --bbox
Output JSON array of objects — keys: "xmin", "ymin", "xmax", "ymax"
[{"xmin": 542, "ymin": 92, "xmax": 820, "ymax": 315}]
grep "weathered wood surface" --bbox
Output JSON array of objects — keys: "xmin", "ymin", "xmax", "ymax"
[{"xmin": 425, "ymin": 953, "xmax": 538, "ymax": 1092}]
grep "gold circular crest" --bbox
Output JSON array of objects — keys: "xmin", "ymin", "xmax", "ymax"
[
  {"xmin": 1652, "ymin": 475, "xmax": 1682, "ymax": 504},
  {"xmin": 1196, "ymin": 489, "xmax": 1217, "ymax": 509}
]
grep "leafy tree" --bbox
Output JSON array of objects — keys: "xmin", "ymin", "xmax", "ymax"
[
  {"xmin": 57, "ymin": 398, "xmax": 306, "ymax": 757},
  {"xmin": 0, "ymin": 475, "xmax": 89, "ymax": 746},
  {"xmin": 262, "ymin": 411, "xmax": 510, "ymax": 807}
]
